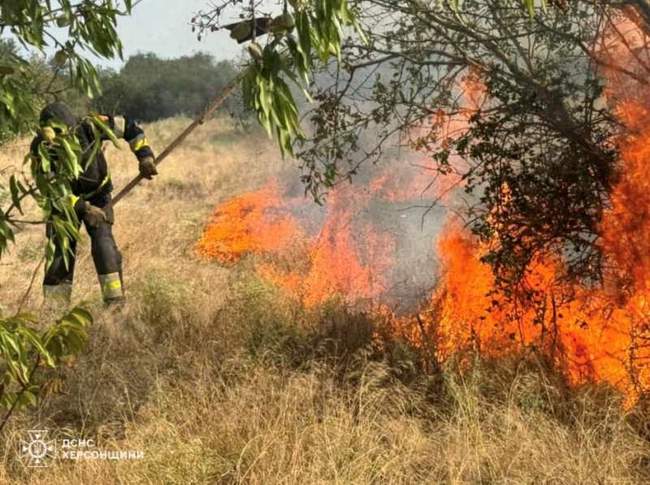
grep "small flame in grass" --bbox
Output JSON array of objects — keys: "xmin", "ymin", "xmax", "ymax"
[
  {"xmin": 196, "ymin": 180, "xmax": 304, "ymax": 263},
  {"xmin": 199, "ymin": 180, "xmax": 399, "ymax": 307},
  {"xmin": 258, "ymin": 188, "xmax": 396, "ymax": 307}
]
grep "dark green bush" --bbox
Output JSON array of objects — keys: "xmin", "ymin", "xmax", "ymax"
[{"xmin": 93, "ymin": 53, "xmax": 245, "ymax": 121}]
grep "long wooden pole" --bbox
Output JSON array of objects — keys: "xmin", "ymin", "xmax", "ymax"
[{"xmin": 111, "ymin": 74, "xmax": 243, "ymax": 207}]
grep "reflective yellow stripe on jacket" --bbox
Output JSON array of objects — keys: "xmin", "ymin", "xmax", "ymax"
[{"xmin": 129, "ymin": 134, "xmax": 149, "ymax": 153}]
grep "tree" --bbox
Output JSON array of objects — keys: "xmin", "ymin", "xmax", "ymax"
[
  {"xmin": 266, "ymin": 0, "xmax": 621, "ymax": 286},
  {"xmin": 0, "ymin": 0, "xmax": 133, "ymax": 137},
  {"xmin": 93, "ymin": 53, "xmax": 242, "ymax": 121}
]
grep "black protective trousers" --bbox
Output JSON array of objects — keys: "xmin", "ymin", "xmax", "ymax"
[{"xmin": 43, "ymin": 195, "xmax": 123, "ymax": 288}]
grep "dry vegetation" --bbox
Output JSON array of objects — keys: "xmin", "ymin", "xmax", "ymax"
[{"xmin": 0, "ymin": 117, "xmax": 648, "ymax": 484}]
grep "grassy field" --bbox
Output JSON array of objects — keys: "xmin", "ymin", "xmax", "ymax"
[{"xmin": 0, "ymin": 117, "xmax": 648, "ymax": 484}]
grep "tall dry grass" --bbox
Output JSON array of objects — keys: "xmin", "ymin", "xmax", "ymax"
[{"xmin": 0, "ymin": 117, "xmax": 648, "ymax": 484}]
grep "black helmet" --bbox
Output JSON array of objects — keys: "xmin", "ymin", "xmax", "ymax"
[{"xmin": 39, "ymin": 102, "xmax": 77, "ymax": 129}]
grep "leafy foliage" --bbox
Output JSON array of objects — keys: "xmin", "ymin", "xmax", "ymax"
[
  {"xmin": 194, "ymin": 0, "xmax": 364, "ymax": 156},
  {"xmin": 0, "ymin": 307, "xmax": 91, "ymax": 427},
  {"xmin": 0, "ymin": 39, "xmax": 95, "ymax": 142},
  {"xmin": 0, "ymin": 0, "xmax": 133, "ymax": 263},
  {"xmin": 0, "ymin": 0, "xmax": 132, "ymax": 262},
  {"xmin": 0, "ymin": 115, "xmax": 116, "ymax": 262},
  {"xmin": 0, "ymin": 0, "xmax": 133, "ymax": 139}
]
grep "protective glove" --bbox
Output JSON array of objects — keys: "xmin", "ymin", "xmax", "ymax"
[
  {"xmin": 82, "ymin": 201, "xmax": 107, "ymax": 228},
  {"xmin": 138, "ymin": 156, "xmax": 158, "ymax": 180}
]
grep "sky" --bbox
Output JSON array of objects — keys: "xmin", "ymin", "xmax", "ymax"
[
  {"xmin": 98, "ymin": 0, "xmax": 243, "ymax": 69},
  {"xmin": 2, "ymin": 0, "xmax": 281, "ymax": 69},
  {"xmin": 103, "ymin": 0, "xmax": 243, "ymax": 69}
]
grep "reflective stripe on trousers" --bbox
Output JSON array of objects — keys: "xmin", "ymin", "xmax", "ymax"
[{"xmin": 98, "ymin": 272, "xmax": 124, "ymax": 301}]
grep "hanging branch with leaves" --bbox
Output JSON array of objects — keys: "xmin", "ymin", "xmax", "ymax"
[{"xmin": 192, "ymin": 0, "xmax": 366, "ymax": 157}]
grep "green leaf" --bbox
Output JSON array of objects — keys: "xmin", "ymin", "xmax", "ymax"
[
  {"xmin": 89, "ymin": 115, "xmax": 119, "ymax": 147},
  {"xmin": 59, "ymin": 138, "xmax": 80, "ymax": 177},
  {"xmin": 8, "ymin": 175, "xmax": 24, "ymax": 215}
]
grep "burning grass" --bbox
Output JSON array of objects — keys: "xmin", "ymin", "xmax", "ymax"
[
  {"xmin": 196, "ymin": 180, "xmax": 305, "ymax": 263},
  {"xmin": 189, "ymin": 17, "xmax": 650, "ymax": 412},
  {"xmin": 196, "ymin": 167, "xmax": 650, "ymax": 407}
]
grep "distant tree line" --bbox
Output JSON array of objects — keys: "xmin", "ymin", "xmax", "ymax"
[
  {"xmin": 93, "ymin": 53, "xmax": 245, "ymax": 121},
  {"xmin": 0, "ymin": 40, "xmax": 244, "ymax": 142}
]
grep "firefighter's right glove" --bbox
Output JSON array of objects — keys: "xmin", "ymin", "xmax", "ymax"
[
  {"xmin": 81, "ymin": 201, "xmax": 107, "ymax": 228},
  {"xmin": 138, "ymin": 156, "xmax": 158, "ymax": 180}
]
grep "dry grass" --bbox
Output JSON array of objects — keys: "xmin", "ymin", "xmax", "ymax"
[{"xmin": 0, "ymin": 117, "xmax": 648, "ymax": 484}]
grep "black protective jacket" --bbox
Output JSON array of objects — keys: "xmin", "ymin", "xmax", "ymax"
[{"xmin": 31, "ymin": 103, "xmax": 154, "ymax": 206}]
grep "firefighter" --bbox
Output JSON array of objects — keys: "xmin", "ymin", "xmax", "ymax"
[{"xmin": 31, "ymin": 102, "xmax": 158, "ymax": 305}]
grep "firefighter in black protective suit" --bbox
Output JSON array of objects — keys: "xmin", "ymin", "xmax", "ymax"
[{"xmin": 31, "ymin": 102, "xmax": 158, "ymax": 305}]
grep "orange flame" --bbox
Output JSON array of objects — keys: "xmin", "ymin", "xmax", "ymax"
[
  {"xmin": 407, "ymin": 17, "xmax": 650, "ymax": 403},
  {"xmin": 196, "ymin": 180, "xmax": 304, "ymax": 263},
  {"xmin": 423, "ymin": 223, "xmax": 643, "ymax": 401},
  {"xmin": 199, "ymin": 180, "xmax": 398, "ymax": 307},
  {"xmin": 262, "ymin": 185, "xmax": 395, "ymax": 307}
]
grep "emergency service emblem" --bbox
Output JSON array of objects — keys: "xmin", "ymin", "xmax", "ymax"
[{"xmin": 20, "ymin": 429, "xmax": 56, "ymax": 467}]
